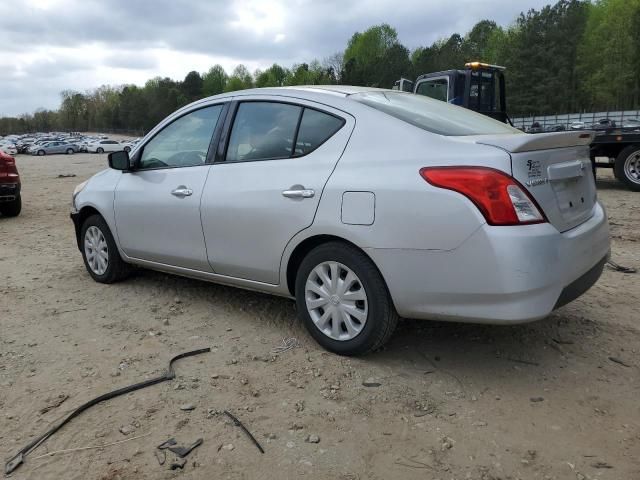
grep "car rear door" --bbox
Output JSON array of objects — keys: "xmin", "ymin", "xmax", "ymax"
[
  {"xmin": 113, "ymin": 103, "xmax": 227, "ymax": 271},
  {"xmin": 200, "ymin": 97, "xmax": 355, "ymax": 284}
]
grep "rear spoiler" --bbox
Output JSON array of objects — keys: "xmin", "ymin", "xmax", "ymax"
[{"xmin": 475, "ymin": 131, "xmax": 595, "ymax": 153}]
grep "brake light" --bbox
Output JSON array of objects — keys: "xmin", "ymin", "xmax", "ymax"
[{"xmin": 420, "ymin": 167, "xmax": 546, "ymax": 226}]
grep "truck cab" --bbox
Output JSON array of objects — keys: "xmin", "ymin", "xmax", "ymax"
[{"xmin": 393, "ymin": 62, "xmax": 508, "ymax": 123}]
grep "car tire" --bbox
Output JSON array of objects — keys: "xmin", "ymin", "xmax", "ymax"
[
  {"xmin": 614, "ymin": 145, "xmax": 640, "ymax": 191},
  {"xmin": 66, "ymin": 148, "xmax": 74, "ymax": 155},
  {"xmin": 37, "ymin": 150, "xmax": 45, "ymax": 156},
  {"xmin": 0, "ymin": 194, "xmax": 21, "ymax": 217},
  {"xmin": 295, "ymin": 241, "xmax": 398, "ymax": 356},
  {"xmin": 80, "ymin": 214, "xmax": 131, "ymax": 283},
  {"xmin": 97, "ymin": 147, "xmax": 104, "ymax": 154}
]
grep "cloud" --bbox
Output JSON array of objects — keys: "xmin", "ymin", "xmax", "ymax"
[
  {"xmin": 0, "ymin": 0, "xmax": 552, "ymax": 115},
  {"xmin": 103, "ymin": 52, "xmax": 158, "ymax": 70}
]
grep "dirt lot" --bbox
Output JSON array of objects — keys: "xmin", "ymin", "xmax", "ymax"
[{"xmin": 1, "ymin": 152, "xmax": 639, "ymax": 480}]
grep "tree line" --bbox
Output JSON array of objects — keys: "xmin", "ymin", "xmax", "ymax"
[{"xmin": 1, "ymin": 0, "xmax": 638, "ymax": 135}]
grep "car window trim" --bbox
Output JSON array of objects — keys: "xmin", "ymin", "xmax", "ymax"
[
  {"xmin": 216, "ymin": 99, "xmax": 346, "ymax": 165},
  {"xmin": 133, "ymin": 102, "xmax": 230, "ymax": 172}
]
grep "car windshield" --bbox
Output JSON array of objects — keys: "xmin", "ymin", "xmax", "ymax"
[{"xmin": 350, "ymin": 91, "xmax": 520, "ymax": 136}]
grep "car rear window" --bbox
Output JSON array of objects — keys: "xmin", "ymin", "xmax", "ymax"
[
  {"xmin": 351, "ymin": 91, "xmax": 520, "ymax": 136},
  {"xmin": 294, "ymin": 108, "xmax": 344, "ymax": 156}
]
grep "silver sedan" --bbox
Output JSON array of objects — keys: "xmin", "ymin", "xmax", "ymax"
[
  {"xmin": 31, "ymin": 141, "xmax": 79, "ymax": 155},
  {"xmin": 70, "ymin": 86, "xmax": 610, "ymax": 355}
]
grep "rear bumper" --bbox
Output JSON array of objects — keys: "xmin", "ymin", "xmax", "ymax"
[
  {"xmin": 367, "ymin": 201, "xmax": 610, "ymax": 324},
  {"xmin": 554, "ymin": 255, "xmax": 607, "ymax": 309},
  {"xmin": 0, "ymin": 182, "xmax": 20, "ymax": 202}
]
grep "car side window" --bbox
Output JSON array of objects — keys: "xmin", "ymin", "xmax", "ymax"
[
  {"xmin": 294, "ymin": 109, "xmax": 345, "ymax": 156},
  {"xmin": 226, "ymin": 102, "xmax": 301, "ymax": 162},
  {"xmin": 140, "ymin": 105, "xmax": 223, "ymax": 169}
]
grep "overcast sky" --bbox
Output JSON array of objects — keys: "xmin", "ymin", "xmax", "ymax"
[{"xmin": 0, "ymin": 0, "xmax": 551, "ymax": 116}]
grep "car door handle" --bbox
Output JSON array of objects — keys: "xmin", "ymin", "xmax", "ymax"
[
  {"xmin": 171, "ymin": 187, "xmax": 193, "ymax": 197},
  {"xmin": 282, "ymin": 188, "xmax": 315, "ymax": 199}
]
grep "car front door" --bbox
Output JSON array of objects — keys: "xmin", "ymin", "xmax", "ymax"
[
  {"xmin": 200, "ymin": 98, "xmax": 354, "ymax": 284},
  {"xmin": 113, "ymin": 103, "xmax": 226, "ymax": 271}
]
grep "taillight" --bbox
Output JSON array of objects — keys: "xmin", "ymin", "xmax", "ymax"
[{"xmin": 420, "ymin": 167, "xmax": 546, "ymax": 226}]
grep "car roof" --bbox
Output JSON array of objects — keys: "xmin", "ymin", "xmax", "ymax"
[{"xmin": 196, "ymin": 85, "xmax": 393, "ymax": 104}]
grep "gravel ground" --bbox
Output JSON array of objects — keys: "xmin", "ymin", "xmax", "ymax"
[{"xmin": 1, "ymin": 152, "xmax": 638, "ymax": 480}]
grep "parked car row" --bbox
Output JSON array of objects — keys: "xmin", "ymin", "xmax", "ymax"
[
  {"xmin": 0, "ymin": 132, "xmax": 140, "ymax": 156},
  {"xmin": 526, "ymin": 118, "xmax": 640, "ymax": 133}
]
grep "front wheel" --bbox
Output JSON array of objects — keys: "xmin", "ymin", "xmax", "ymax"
[
  {"xmin": 66, "ymin": 148, "xmax": 74, "ymax": 155},
  {"xmin": 295, "ymin": 242, "xmax": 398, "ymax": 356},
  {"xmin": 0, "ymin": 195, "xmax": 21, "ymax": 217},
  {"xmin": 80, "ymin": 214, "xmax": 131, "ymax": 283},
  {"xmin": 37, "ymin": 150, "xmax": 45, "ymax": 156},
  {"xmin": 96, "ymin": 147, "xmax": 104, "ymax": 154},
  {"xmin": 614, "ymin": 145, "xmax": 640, "ymax": 191}
]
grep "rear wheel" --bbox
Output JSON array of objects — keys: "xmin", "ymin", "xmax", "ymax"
[
  {"xmin": 37, "ymin": 150, "xmax": 45, "ymax": 156},
  {"xmin": 80, "ymin": 214, "xmax": 131, "ymax": 283},
  {"xmin": 66, "ymin": 148, "xmax": 74, "ymax": 154},
  {"xmin": 615, "ymin": 145, "xmax": 640, "ymax": 191},
  {"xmin": 0, "ymin": 195, "xmax": 21, "ymax": 217},
  {"xmin": 295, "ymin": 242, "xmax": 398, "ymax": 356}
]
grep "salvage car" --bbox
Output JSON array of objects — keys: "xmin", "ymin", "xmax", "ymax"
[
  {"xmin": 86, "ymin": 139, "xmax": 123, "ymax": 154},
  {"xmin": 0, "ymin": 150, "xmax": 21, "ymax": 216},
  {"xmin": 70, "ymin": 87, "xmax": 611, "ymax": 355},
  {"xmin": 0, "ymin": 142, "xmax": 18, "ymax": 155},
  {"xmin": 30, "ymin": 141, "xmax": 79, "ymax": 156}
]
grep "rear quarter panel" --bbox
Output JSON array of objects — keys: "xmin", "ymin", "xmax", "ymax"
[{"xmin": 307, "ymin": 108, "xmax": 514, "ymax": 251}]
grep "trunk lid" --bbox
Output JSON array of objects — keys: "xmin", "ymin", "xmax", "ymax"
[{"xmin": 476, "ymin": 131, "xmax": 597, "ymax": 232}]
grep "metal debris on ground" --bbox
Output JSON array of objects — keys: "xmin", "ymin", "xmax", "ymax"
[
  {"xmin": 157, "ymin": 438, "xmax": 177, "ymax": 450},
  {"xmin": 272, "ymin": 337, "xmax": 299, "ymax": 354},
  {"xmin": 167, "ymin": 438, "xmax": 203, "ymax": 458},
  {"xmin": 606, "ymin": 260, "xmax": 636, "ymax": 273},
  {"xmin": 4, "ymin": 347, "xmax": 210, "ymax": 475},
  {"xmin": 223, "ymin": 410, "xmax": 265, "ymax": 454}
]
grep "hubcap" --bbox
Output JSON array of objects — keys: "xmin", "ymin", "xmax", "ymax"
[
  {"xmin": 305, "ymin": 261, "xmax": 368, "ymax": 341},
  {"xmin": 624, "ymin": 151, "xmax": 640, "ymax": 184},
  {"xmin": 84, "ymin": 226, "xmax": 109, "ymax": 275}
]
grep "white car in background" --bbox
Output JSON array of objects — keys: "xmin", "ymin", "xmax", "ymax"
[
  {"xmin": 118, "ymin": 139, "xmax": 139, "ymax": 152},
  {"xmin": 86, "ymin": 139, "xmax": 123, "ymax": 154},
  {"xmin": 0, "ymin": 143, "xmax": 18, "ymax": 155}
]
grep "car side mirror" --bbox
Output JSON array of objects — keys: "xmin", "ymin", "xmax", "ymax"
[{"xmin": 108, "ymin": 150, "xmax": 132, "ymax": 171}]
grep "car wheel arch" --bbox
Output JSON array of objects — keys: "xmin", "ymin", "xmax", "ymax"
[
  {"xmin": 285, "ymin": 234, "xmax": 392, "ymax": 301},
  {"xmin": 75, "ymin": 206, "xmax": 102, "ymax": 248}
]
